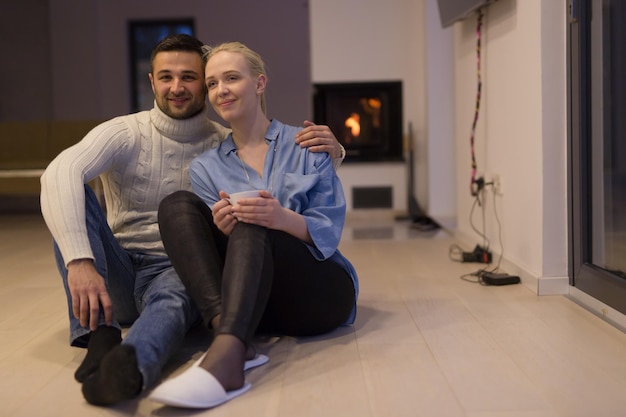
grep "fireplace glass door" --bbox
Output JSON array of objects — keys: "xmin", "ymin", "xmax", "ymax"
[{"xmin": 313, "ymin": 81, "xmax": 403, "ymax": 163}]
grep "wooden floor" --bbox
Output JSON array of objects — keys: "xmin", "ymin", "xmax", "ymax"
[{"xmin": 3, "ymin": 212, "xmax": 626, "ymax": 417}]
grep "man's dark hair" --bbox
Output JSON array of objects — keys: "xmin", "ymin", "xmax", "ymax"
[{"xmin": 150, "ymin": 34, "xmax": 205, "ymax": 73}]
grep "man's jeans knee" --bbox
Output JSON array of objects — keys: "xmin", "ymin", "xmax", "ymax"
[{"xmin": 52, "ymin": 185, "xmax": 199, "ymax": 387}]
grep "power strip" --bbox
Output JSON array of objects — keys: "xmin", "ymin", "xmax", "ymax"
[
  {"xmin": 481, "ymin": 272, "xmax": 520, "ymax": 286},
  {"xmin": 462, "ymin": 245, "xmax": 492, "ymax": 264}
]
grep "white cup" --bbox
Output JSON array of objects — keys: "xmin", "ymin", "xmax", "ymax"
[{"xmin": 227, "ymin": 190, "xmax": 261, "ymax": 205}]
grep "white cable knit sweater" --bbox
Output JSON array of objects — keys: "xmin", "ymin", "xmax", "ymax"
[{"xmin": 40, "ymin": 104, "xmax": 229, "ymax": 265}]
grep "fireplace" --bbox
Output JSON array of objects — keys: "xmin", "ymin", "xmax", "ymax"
[{"xmin": 313, "ymin": 81, "xmax": 403, "ymax": 163}]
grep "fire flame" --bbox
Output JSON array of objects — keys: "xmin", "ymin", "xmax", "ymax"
[
  {"xmin": 343, "ymin": 97, "xmax": 382, "ymax": 142},
  {"xmin": 345, "ymin": 113, "xmax": 361, "ymax": 137}
]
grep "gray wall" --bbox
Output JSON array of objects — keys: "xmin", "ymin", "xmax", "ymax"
[
  {"xmin": 3, "ymin": 0, "xmax": 311, "ymax": 126},
  {"xmin": 1, "ymin": 0, "xmax": 53, "ymax": 121}
]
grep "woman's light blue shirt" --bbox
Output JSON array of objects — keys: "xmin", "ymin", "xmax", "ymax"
[{"xmin": 189, "ymin": 119, "xmax": 358, "ymax": 324}]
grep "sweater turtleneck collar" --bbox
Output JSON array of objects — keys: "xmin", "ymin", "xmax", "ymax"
[{"xmin": 149, "ymin": 101, "xmax": 217, "ymax": 143}]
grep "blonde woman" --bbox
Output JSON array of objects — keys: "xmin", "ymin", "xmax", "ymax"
[{"xmin": 151, "ymin": 42, "xmax": 358, "ymax": 409}]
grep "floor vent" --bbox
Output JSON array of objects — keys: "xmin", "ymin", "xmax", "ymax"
[{"xmin": 352, "ymin": 186, "xmax": 393, "ymax": 209}]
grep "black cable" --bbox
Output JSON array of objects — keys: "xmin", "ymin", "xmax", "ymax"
[
  {"xmin": 469, "ymin": 190, "xmax": 490, "ymax": 251},
  {"xmin": 463, "ymin": 184, "xmax": 505, "ymax": 282},
  {"xmin": 484, "ymin": 187, "xmax": 504, "ymax": 273},
  {"xmin": 469, "ymin": 8, "xmax": 484, "ymax": 197},
  {"xmin": 449, "ymin": 6, "xmax": 510, "ymax": 282},
  {"xmin": 460, "ymin": 269, "xmax": 490, "ymax": 285},
  {"xmin": 448, "ymin": 186, "xmax": 492, "ymax": 264},
  {"xmin": 448, "ymin": 7, "xmax": 490, "ymax": 265}
]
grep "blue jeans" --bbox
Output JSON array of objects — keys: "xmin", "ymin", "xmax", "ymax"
[{"xmin": 53, "ymin": 185, "xmax": 199, "ymax": 389}]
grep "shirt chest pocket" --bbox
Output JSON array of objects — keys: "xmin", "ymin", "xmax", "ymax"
[{"xmin": 281, "ymin": 172, "xmax": 322, "ymax": 212}]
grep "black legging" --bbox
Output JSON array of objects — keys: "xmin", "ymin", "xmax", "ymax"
[{"xmin": 158, "ymin": 191, "xmax": 355, "ymax": 345}]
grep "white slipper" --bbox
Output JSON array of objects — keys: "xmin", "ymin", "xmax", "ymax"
[
  {"xmin": 244, "ymin": 354, "xmax": 269, "ymax": 371},
  {"xmin": 149, "ymin": 366, "xmax": 251, "ymax": 409}
]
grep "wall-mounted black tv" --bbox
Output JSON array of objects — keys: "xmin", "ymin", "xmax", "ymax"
[{"xmin": 437, "ymin": 0, "xmax": 493, "ymax": 28}]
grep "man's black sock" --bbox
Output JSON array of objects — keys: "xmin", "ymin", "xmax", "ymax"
[
  {"xmin": 74, "ymin": 326, "xmax": 122, "ymax": 383},
  {"xmin": 81, "ymin": 344, "xmax": 143, "ymax": 406}
]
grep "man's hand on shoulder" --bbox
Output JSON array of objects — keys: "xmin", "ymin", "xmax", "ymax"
[{"xmin": 295, "ymin": 120, "xmax": 345, "ymax": 159}]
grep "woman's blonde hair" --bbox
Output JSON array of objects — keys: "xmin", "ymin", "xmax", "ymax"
[{"xmin": 204, "ymin": 41, "xmax": 268, "ymax": 114}]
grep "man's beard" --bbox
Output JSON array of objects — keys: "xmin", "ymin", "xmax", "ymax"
[{"xmin": 157, "ymin": 96, "xmax": 205, "ymax": 120}]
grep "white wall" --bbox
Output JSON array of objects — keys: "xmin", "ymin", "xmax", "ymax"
[
  {"xmin": 425, "ymin": 0, "xmax": 456, "ymax": 223},
  {"xmin": 452, "ymin": 0, "xmax": 568, "ymax": 293},
  {"xmin": 309, "ymin": 0, "xmax": 426, "ymax": 213}
]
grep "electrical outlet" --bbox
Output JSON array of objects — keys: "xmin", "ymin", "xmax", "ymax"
[{"xmin": 493, "ymin": 175, "xmax": 503, "ymax": 195}]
